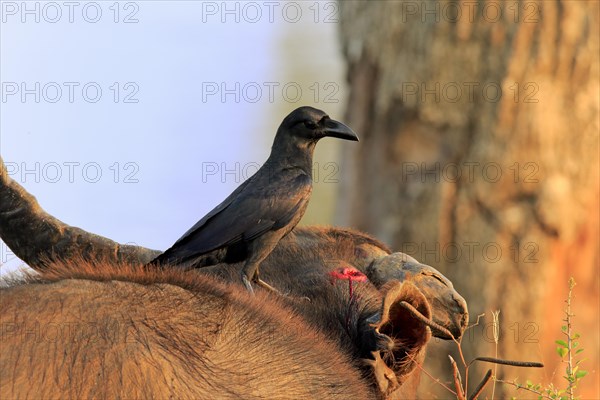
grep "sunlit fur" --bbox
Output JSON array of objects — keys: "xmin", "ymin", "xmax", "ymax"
[
  {"xmin": 1, "ymin": 259, "xmax": 374, "ymax": 399},
  {"xmin": 1, "ymin": 256, "xmax": 430, "ymax": 399}
]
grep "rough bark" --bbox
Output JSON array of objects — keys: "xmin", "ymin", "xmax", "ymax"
[{"xmin": 338, "ymin": 1, "xmax": 599, "ymax": 398}]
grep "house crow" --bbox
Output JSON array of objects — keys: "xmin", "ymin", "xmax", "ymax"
[{"xmin": 152, "ymin": 106, "xmax": 359, "ymax": 293}]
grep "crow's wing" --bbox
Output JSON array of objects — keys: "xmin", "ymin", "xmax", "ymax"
[
  {"xmin": 155, "ymin": 172, "xmax": 311, "ymax": 264},
  {"xmin": 175, "ymin": 177, "xmax": 253, "ymax": 245}
]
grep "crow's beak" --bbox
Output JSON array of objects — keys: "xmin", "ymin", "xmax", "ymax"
[{"xmin": 323, "ymin": 119, "xmax": 359, "ymax": 141}]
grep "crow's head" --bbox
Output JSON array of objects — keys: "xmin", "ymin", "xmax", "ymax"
[{"xmin": 276, "ymin": 106, "xmax": 359, "ymax": 144}]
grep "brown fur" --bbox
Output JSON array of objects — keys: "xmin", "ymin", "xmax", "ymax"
[
  {"xmin": 0, "ymin": 227, "xmax": 467, "ymax": 399},
  {"xmin": 1, "ymin": 256, "xmax": 432, "ymax": 399},
  {"xmin": 1, "ymin": 260, "xmax": 374, "ymax": 399},
  {"xmin": 189, "ymin": 226, "xmax": 467, "ymax": 340}
]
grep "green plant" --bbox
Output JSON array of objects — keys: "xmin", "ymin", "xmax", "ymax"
[
  {"xmin": 400, "ymin": 305, "xmax": 543, "ymax": 400},
  {"xmin": 498, "ymin": 277, "xmax": 587, "ymax": 400},
  {"xmin": 402, "ymin": 276, "xmax": 587, "ymax": 399}
]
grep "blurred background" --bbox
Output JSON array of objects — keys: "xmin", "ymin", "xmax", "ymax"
[{"xmin": 1, "ymin": 1, "xmax": 598, "ymax": 398}]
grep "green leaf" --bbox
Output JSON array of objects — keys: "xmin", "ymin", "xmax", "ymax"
[
  {"xmin": 555, "ymin": 340, "xmax": 568, "ymax": 347},
  {"xmin": 575, "ymin": 348, "xmax": 585, "ymax": 354},
  {"xmin": 556, "ymin": 347, "xmax": 568, "ymax": 357},
  {"xmin": 575, "ymin": 370, "xmax": 588, "ymax": 379},
  {"xmin": 573, "ymin": 341, "xmax": 579, "ymax": 348},
  {"xmin": 561, "ymin": 325, "xmax": 567, "ymax": 332},
  {"xmin": 573, "ymin": 333, "xmax": 581, "ymax": 339}
]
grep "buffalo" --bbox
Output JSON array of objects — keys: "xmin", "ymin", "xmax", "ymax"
[{"xmin": 0, "ymin": 157, "xmax": 468, "ymax": 398}]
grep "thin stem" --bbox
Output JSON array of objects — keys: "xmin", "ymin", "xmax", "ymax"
[
  {"xmin": 452, "ymin": 313, "xmax": 485, "ymax": 396},
  {"xmin": 496, "ymin": 379, "xmax": 553, "ymax": 400},
  {"xmin": 449, "ymin": 355, "xmax": 466, "ymax": 400},
  {"xmin": 491, "ymin": 341, "xmax": 498, "ymax": 399},
  {"xmin": 564, "ymin": 278, "xmax": 576, "ymax": 400},
  {"xmin": 491, "ymin": 310, "xmax": 500, "ymax": 400},
  {"xmin": 454, "ymin": 337, "xmax": 469, "ymax": 393},
  {"xmin": 406, "ymin": 352, "xmax": 457, "ymax": 396}
]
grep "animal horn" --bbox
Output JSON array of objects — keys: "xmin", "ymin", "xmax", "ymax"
[{"xmin": 0, "ymin": 156, "xmax": 160, "ymax": 270}]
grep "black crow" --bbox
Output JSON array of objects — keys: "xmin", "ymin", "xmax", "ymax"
[{"xmin": 152, "ymin": 106, "xmax": 358, "ymax": 293}]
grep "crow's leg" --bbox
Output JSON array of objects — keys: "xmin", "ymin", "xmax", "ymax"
[
  {"xmin": 241, "ymin": 236, "xmax": 282, "ymax": 295},
  {"xmin": 241, "ymin": 260, "xmax": 282, "ymax": 295}
]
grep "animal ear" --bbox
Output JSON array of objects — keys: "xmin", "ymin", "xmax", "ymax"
[
  {"xmin": 361, "ymin": 281, "xmax": 432, "ymax": 397},
  {"xmin": 367, "ymin": 253, "xmax": 469, "ymax": 340}
]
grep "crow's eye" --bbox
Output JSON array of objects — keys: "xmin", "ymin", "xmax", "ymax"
[{"xmin": 304, "ymin": 120, "xmax": 317, "ymax": 130}]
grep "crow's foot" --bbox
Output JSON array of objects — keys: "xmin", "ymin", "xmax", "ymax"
[
  {"xmin": 241, "ymin": 274, "xmax": 255, "ymax": 295},
  {"xmin": 241, "ymin": 273, "xmax": 283, "ymax": 296},
  {"xmin": 254, "ymin": 278, "xmax": 284, "ymax": 296}
]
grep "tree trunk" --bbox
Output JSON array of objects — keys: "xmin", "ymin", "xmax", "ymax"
[{"xmin": 338, "ymin": 1, "xmax": 599, "ymax": 398}]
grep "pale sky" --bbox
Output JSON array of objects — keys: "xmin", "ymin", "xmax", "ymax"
[{"xmin": 0, "ymin": 1, "xmax": 348, "ymax": 275}]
